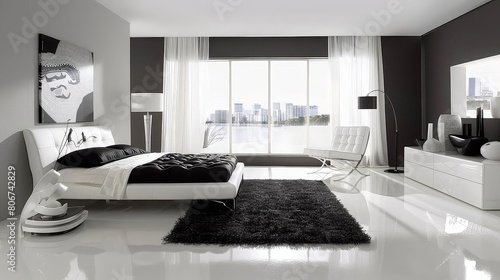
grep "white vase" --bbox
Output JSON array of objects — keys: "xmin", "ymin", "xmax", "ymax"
[
  {"xmin": 423, "ymin": 123, "xmax": 444, "ymax": 153},
  {"xmin": 437, "ymin": 114, "xmax": 462, "ymax": 151},
  {"xmin": 491, "ymin": 97, "xmax": 500, "ymax": 118},
  {"xmin": 481, "ymin": 141, "xmax": 500, "ymax": 160},
  {"xmin": 437, "ymin": 122, "xmax": 445, "ymax": 146}
]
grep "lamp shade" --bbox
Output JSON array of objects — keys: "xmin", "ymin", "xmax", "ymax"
[
  {"xmin": 358, "ymin": 96, "xmax": 377, "ymax": 109},
  {"xmin": 131, "ymin": 93, "xmax": 164, "ymax": 112}
]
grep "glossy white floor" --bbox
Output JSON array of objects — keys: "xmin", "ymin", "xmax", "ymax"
[{"xmin": 2, "ymin": 167, "xmax": 500, "ymax": 280}]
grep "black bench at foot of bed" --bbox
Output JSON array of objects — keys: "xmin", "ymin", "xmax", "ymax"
[{"xmin": 129, "ymin": 153, "xmax": 238, "ymax": 183}]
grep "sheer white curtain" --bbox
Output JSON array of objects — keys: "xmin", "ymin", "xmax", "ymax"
[
  {"xmin": 328, "ymin": 36, "xmax": 388, "ymax": 167},
  {"xmin": 162, "ymin": 37, "xmax": 209, "ymax": 153}
]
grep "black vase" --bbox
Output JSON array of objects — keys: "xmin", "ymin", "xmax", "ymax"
[
  {"xmin": 463, "ymin": 123, "xmax": 472, "ymax": 136},
  {"xmin": 476, "ymin": 107, "xmax": 484, "ymax": 137}
]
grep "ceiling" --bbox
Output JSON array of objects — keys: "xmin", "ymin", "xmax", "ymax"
[{"xmin": 95, "ymin": 0, "xmax": 491, "ymax": 37}]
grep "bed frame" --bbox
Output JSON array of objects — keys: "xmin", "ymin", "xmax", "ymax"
[{"xmin": 23, "ymin": 126, "xmax": 244, "ymax": 207}]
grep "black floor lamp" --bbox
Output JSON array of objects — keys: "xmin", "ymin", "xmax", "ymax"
[{"xmin": 358, "ymin": 90, "xmax": 404, "ymax": 174}]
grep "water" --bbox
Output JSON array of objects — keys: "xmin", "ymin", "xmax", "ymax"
[{"xmin": 202, "ymin": 125, "xmax": 332, "ymax": 154}]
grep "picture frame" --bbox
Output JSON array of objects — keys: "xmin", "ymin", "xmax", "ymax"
[{"xmin": 38, "ymin": 34, "xmax": 94, "ymax": 123}]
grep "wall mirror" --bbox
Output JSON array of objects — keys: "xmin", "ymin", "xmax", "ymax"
[{"xmin": 451, "ymin": 54, "xmax": 500, "ymax": 118}]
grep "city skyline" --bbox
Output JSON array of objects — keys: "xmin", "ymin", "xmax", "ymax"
[
  {"xmin": 208, "ymin": 102, "xmax": 323, "ymax": 124},
  {"xmin": 468, "ymin": 77, "xmax": 497, "ymax": 98}
]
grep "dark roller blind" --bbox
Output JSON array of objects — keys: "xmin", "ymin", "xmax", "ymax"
[{"xmin": 209, "ymin": 37, "xmax": 328, "ymax": 58}]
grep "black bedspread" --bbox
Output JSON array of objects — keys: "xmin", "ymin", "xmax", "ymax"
[{"xmin": 128, "ymin": 153, "xmax": 238, "ymax": 183}]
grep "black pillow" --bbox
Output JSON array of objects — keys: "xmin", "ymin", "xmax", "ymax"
[
  {"xmin": 107, "ymin": 144, "xmax": 147, "ymax": 155},
  {"xmin": 57, "ymin": 147, "xmax": 128, "ymax": 168}
]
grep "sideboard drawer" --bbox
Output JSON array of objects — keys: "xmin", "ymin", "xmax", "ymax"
[
  {"xmin": 433, "ymin": 154, "xmax": 482, "ymax": 184},
  {"xmin": 405, "ymin": 161, "xmax": 434, "ymax": 187},
  {"xmin": 405, "ymin": 147, "xmax": 433, "ymax": 167},
  {"xmin": 433, "ymin": 170, "xmax": 483, "ymax": 208}
]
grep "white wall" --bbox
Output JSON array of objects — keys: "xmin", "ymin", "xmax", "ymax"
[{"xmin": 0, "ymin": 0, "xmax": 130, "ymax": 220}]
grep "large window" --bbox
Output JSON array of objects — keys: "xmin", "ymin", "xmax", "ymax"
[{"xmin": 202, "ymin": 59, "xmax": 331, "ymax": 154}]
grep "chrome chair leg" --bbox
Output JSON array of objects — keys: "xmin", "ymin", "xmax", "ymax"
[{"xmin": 330, "ymin": 158, "xmax": 370, "ymax": 181}]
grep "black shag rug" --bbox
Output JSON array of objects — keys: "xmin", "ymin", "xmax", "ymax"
[{"xmin": 163, "ymin": 179, "xmax": 370, "ymax": 246}]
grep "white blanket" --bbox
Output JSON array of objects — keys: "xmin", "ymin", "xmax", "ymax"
[{"xmin": 58, "ymin": 153, "xmax": 165, "ymax": 199}]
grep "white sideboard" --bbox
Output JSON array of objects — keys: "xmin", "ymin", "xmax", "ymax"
[{"xmin": 404, "ymin": 146, "xmax": 500, "ymax": 210}]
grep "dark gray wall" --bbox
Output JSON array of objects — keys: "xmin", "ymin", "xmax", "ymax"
[
  {"xmin": 130, "ymin": 38, "xmax": 164, "ymax": 152},
  {"xmin": 422, "ymin": 0, "xmax": 500, "ymax": 141},
  {"xmin": 381, "ymin": 37, "xmax": 422, "ymax": 168},
  {"xmin": 0, "ymin": 0, "xmax": 130, "ymax": 221}
]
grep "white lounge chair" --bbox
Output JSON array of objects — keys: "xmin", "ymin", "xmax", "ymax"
[{"xmin": 304, "ymin": 126, "xmax": 370, "ymax": 180}]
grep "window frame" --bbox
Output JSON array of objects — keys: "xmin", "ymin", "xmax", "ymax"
[{"xmin": 206, "ymin": 57, "xmax": 330, "ymax": 155}]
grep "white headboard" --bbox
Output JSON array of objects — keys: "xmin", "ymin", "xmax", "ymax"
[{"xmin": 23, "ymin": 126, "xmax": 115, "ymax": 186}]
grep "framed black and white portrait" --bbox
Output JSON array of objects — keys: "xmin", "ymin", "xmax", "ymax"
[{"xmin": 38, "ymin": 34, "xmax": 94, "ymax": 123}]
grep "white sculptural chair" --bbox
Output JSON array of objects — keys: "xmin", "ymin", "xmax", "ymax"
[{"xmin": 304, "ymin": 126, "xmax": 370, "ymax": 180}]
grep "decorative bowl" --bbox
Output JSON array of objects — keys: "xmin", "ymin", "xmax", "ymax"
[
  {"xmin": 449, "ymin": 134, "xmax": 489, "ymax": 156},
  {"xmin": 480, "ymin": 141, "xmax": 500, "ymax": 160}
]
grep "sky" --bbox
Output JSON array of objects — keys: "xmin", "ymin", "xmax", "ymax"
[{"xmin": 206, "ymin": 59, "xmax": 331, "ymax": 118}]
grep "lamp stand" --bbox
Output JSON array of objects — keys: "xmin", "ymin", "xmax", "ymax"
[
  {"xmin": 359, "ymin": 90, "xmax": 404, "ymax": 174},
  {"xmin": 383, "ymin": 94, "xmax": 403, "ymax": 174},
  {"xmin": 385, "ymin": 129, "xmax": 403, "ymax": 173},
  {"xmin": 144, "ymin": 112, "xmax": 152, "ymax": 152}
]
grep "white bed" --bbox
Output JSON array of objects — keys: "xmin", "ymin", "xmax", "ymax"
[{"xmin": 23, "ymin": 126, "xmax": 244, "ymax": 205}]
